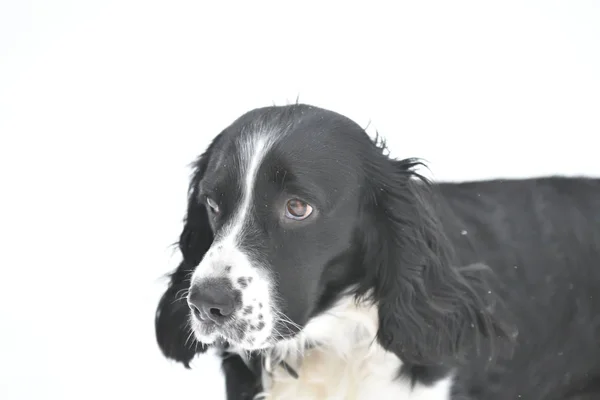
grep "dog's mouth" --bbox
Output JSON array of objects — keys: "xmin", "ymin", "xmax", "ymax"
[
  {"xmin": 190, "ymin": 317, "xmax": 253, "ymax": 346},
  {"xmin": 189, "ymin": 316, "xmax": 270, "ymax": 350},
  {"xmin": 189, "ymin": 312, "xmax": 303, "ymax": 351}
]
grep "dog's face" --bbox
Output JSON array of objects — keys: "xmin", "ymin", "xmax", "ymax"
[
  {"xmin": 184, "ymin": 106, "xmax": 368, "ymax": 350},
  {"xmin": 156, "ymin": 104, "xmax": 510, "ymax": 368}
]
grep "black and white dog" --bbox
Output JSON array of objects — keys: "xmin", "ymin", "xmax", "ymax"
[{"xmin": 155, "ymin": 104, "xmax": 600, "ymax": 399}]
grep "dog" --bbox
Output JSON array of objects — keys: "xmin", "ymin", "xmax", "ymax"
[{"xmin": 155, "ymin": 104, "xmax": 600, "ymax": 399}]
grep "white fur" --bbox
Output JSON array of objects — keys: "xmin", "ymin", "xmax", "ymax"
[
  {"xmin": 190, "ymin": 132, "xmax": 279, "ymax": 349},
  {"xmin": 255, "ymin": 295, "xmax": 453, "ymax": 400}
]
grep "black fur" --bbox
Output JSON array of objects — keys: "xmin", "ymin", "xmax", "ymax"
[
  {"xmin": 155, "ymin": 138, "xmax": 219, "ymax": 366},
  {"xmin": 221, "ymin": 350, "xmax": 262, "ymax": 400},
  {"xmin": 357, "ymin": 152, "xmax": 511, "ymax": 369},
  {"xmin": 156, "ymin": 104, "xmax": 600, "ymax": 399}
]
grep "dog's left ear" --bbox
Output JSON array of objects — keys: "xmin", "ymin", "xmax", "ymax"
[
  {"xmin": 361, "ymin": 157, "xmax": 512, "ymax": 367},
  {"xmin": 155, "ymin": 136, "xmax": 221, "ymax": 368}
]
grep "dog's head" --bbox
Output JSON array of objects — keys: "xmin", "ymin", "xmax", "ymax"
[{"xmin": 156, "ymin": 104, "xmax": 509, "ymax": 368}]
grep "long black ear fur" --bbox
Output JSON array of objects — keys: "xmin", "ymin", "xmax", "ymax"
[
  {"xmin": 155, "ymin": 138, "xmax": 220, "ymax": 367},
  {"xmin": 360, "ymin": 143, "xmax": 512, "ymax": 368}
]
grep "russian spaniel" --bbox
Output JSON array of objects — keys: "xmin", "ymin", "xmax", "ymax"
[{"xmin": 155, "ymin": 104, "xmax": 600, "ymax": 399}]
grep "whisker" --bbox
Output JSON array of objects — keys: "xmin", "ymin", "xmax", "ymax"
[
  {"xmin": 184, "ymin": 321, "xmax": 196, "ymax": 347},
  {"xmin": 272, "ymin": 309, "xmax": 303, "ymax": 332},
  {"xmin": 171, "ymin": 288, "xmax": 190, "ymax": 304},
  {"xmin": 185, "ymin": 330, "xmax": 196, "ymax": 347},
  {"xmin": 175, "ymin": 287, "xmax": 188, "ymax": 298}
]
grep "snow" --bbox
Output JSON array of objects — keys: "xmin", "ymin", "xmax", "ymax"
[{"xmin": 1, "ymin": 1, "xmax": 599, "ymax": 399}]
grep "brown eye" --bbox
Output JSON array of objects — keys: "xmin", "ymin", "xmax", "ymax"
[{"xmin": 285, "ymin": 199, "xmax": 313, "ymax": 220}]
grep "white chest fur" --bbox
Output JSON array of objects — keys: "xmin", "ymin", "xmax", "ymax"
[{"xmin": 256, "ymin": 297, "xmax": 452, "ymax": 400}]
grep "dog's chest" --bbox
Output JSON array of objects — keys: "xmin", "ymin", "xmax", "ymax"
[
  {"xmin": 257, "ymin": 299, "xmax": 452, "ymax": 399},
  {"xmin": 262, "ymin": 342, "xmax": 452, "ymax": 400}
]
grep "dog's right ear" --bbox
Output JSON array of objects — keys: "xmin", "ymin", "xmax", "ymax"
[{"xmin": 155, "ymin": 137, "xmax": 221, "ymax": 367}]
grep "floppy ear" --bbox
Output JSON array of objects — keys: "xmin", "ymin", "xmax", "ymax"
[
  {"xmin": 361, "ymin": 155, "xmax": 512, "ymax": 368},
  {"xmin": 155, "ymin": 142, "xmax": 218, "ymax": 367}
]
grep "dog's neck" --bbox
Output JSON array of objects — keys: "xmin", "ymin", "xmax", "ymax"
[
  {"xmin": 256, "ymin": 296, "xmax": 406, "ymax": 399},
  {"xmin": 251, "ymin": 296, "xmax": 453, "ymax": 400},
  {"xmin": 265, "ymin": 295, "xmax": 379, "ymax": 372}
]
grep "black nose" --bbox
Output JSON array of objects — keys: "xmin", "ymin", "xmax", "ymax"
[{"xmin": 188, "ymin": 278, "xmax": 241, "ymax": 325}]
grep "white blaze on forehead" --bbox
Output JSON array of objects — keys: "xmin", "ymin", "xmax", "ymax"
[
  {"xmin": 191, "ymin": 131, "xmax": 279, "ymax": 283},
  {"xmin": 222, "ymin": 133, "xmax": 277, "ymax": 244}
]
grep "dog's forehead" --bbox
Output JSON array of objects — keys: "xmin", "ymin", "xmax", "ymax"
[
  {"xmin": 203, "ymin": 106, "xmax": 366, "ymax": 201},
  {"xmin": 225, "ymin": 108, "xmax": 363, "ymax": 162}
]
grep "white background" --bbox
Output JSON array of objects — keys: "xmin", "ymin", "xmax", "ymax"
[{"xmin": 1, "ymin": 1, "xmax": 599, "ymax": 399}]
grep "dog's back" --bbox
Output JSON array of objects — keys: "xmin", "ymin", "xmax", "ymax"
[{"xmin": 439, "ymin": 177, "xmax": 600, "ymax": 399}]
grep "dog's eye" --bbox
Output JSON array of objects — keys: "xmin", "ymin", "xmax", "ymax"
[
  {"xmin": 285, "ymin": 199, "xmax": 313, "ymax": 220},
  {"xmin": 206, "ymin": 197, "xmax": 220, "ymax": 214}
]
